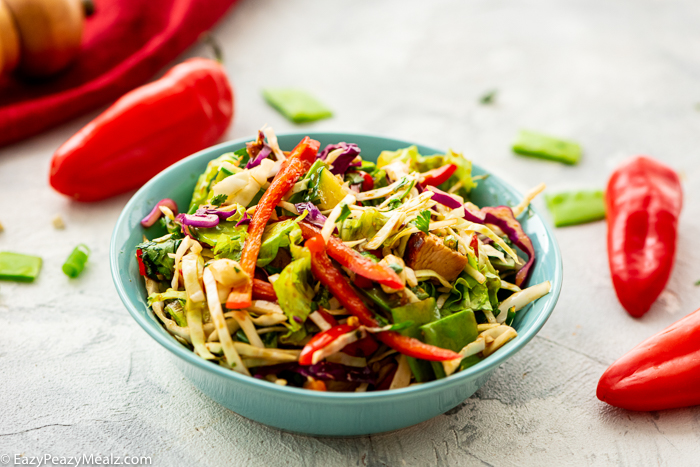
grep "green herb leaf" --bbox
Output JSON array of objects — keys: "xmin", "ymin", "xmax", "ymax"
[
  {"xmin": 411, "ymin": 210, "xmax": 431, "ymax": 234},
  {"xmin": 386, "ymin": 198, "xmax": 401, "ymax": 211},
  {"xmin": 136, "ymin": 238, "xmax": 182, "ymax": 280},
  {"xmin": 479, "ymin": 89, "xmax": 497, "ymax": 105},
  {"xmin": 345, "ymin": 172, "xmax": 365, "ymax": 186},
  {"xmin": 210, "ymin": 194, "xmax": 227, "ymax": 206},
  {"xmin": 338, "ymin": 204, "xmax": 352, "ymax": 223}
]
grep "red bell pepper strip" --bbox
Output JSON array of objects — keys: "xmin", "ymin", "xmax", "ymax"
[
  {"xmin": 354, "ymin": 275, "xmax": 373, "ymax": 289},
  {"xmin": 299, "ymin": 323, "xmax": 358, "ymax": 365},
  {"xmin": 421, "ymin": 164, "xmax": 457, "ymax": 187},
  {"xmin": 226, "ymin": 137, "xmax": 320, "ymax": 309},
  {"xmin": 343, "ymin": 335, "xmax": 380, "ymax": 358},
  {"xmin": 136, "ymin": 249, "xmax": 146, "ymax": 276},
  {"xmin": 252, "ymin": 279, "xmax": 277, "ymax": 302},
  {"xmin": 377, "ymin": 368, "xmax": 398, "ymax": 391},
  {"xmin": 49, "ymin": 58, "xmax": 233, "ymax": 202},
  {"xmin": 305, "ymin": 236, "xmax": 460, "ymax": 362},
  {"xmin": 606, "ymin": 156, "xmax": 682, "ymax": 317},
  {"xmin": 298, "ymin": 221, "xmax": 403, "ymax": 289},
  {"xmin": 316, "ymin": 308, "xmax": 338, "ymax": 327},
  {"xmin": 359, "ymin": 170, "xmax": 374, "ymax": 191},
  {"xmin": 597, "ymin": 307, "xmax": 700, "ymax": 411},
  {"xmin": 470, "ymin": 235, "xmax": 479, "ymax": 260}
]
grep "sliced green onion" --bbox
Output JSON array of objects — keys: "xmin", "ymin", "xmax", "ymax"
[{"xmin": 62, "ymin": 244, "xmax": 90, "ymax": 278}]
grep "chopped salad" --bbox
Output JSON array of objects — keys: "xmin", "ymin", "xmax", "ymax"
[{"xmin": 137, "ymin": 127, "xmax": 551, "ymax": 392}]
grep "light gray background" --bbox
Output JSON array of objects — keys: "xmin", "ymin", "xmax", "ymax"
[{"xmin": 2, "ymin": 0, "xmax": 700, "ymax": 465}]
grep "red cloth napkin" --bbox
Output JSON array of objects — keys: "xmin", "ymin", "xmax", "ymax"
[{"xmin": 0, "ymin": 0, "xmax": 238, "ymax": 148}]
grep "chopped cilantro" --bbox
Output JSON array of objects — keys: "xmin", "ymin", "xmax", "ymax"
[
  {"xmin": 411, "ymin": 210, "xmax": 431, "ymax": 234},
  {"xmin": 338, "ymin": 204, "xmax": 352, "ymax": 223},
  {"xmin": 210, "ymin": 194, "xmax": 227, "ymax": 206},
  {"xmin": 386, "ymin": 198, "xmax": 401, "ymax": 211}
]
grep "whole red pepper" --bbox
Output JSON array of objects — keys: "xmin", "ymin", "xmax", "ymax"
[
  {"xmin": 305, "ymin": 235, "xmax": 460, "ymax": 362},
  {"xmin": 421, "ymin": 164, "xmax": 457, "ymax": 187},
  {"xmin": 49, "ymin": 58, "xmax": 233, "ymax": 202},
  {"xmin": 597, "ymin": 307, "xmax": 700, "ymax": 411},
  {"xmin": 606, "ymin": 156, "xmax": 682, "ymax": 317}
]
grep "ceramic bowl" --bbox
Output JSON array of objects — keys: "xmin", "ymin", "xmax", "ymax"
[{"xmin": 110, "ymin": 132, "xmax": 562, "ymax": 436}]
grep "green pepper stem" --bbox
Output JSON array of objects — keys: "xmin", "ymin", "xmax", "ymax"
[{"xmin": 202, "ymin": 35, "xmax": 224, "ymax": 64}]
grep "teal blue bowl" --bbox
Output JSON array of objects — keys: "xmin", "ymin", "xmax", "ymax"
[{"xmin": 110, "ymin": 132, "xmax": 562, "ymax": 436}]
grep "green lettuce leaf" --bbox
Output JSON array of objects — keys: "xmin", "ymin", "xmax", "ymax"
[
  {"xmin": 188, "ymin": 152, "xmax": 242, "ymax": 213},
  {"xmin": 376, "ymin": 145, "xmax": 475, "ymax": 197},
  {"xmin": 273, "ymin": 250, "xmax": 315, "ymax": 333},
  {"xmin": 440, "ymin": 265, "xmax": 500, "ymax": 317},
  {"xmin": 148, "ymin": 289, "xmax": 187, "ymax": 306},
  {"xmin": 190, "ymin": 218, "xmax": 247, "ymax": 261},
  {"xmin": 257, "ymin": 219, "xmax": 304, "ymax": 267},
  {"xmin": 339, "ymin": 208, "xmax": 386, "ymax": 241}
]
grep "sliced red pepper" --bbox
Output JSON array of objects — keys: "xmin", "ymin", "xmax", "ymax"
[
  {"xmin": 359, "ymin": 171, "xmax": 374, "ymax": 191},
  {"xmin": 299, "ymin": 221, "xmax": 403, "ymax": 289},
  {"xmin": 354, "ymin": 275, "xmax": 373, "ymax": 289},
  {"xmin": 606, "ymin": 156, "xmax": 683, "ymax": 317},
  {"xmin": 136, "ymin": 249, "xmax": 146, "ymax": 276},
  {"xmin": 299, "ymin": 323, "xmax": 358, "ymax": 365},
  {"xmin": 374, "ymin": 331, "xmax": 460, "ymax": 362},
  {"xmin": 421, "ymin": 164, "xmax": 457, "ymax": 187},
  {"xmin": 226, "ymin": 137, "xmax": 320, "ymax": 309},
  {"xmin": 305, "ymin": 236, "xmax": 460, "ymax": 362},
  {"xmin": 252, "ymin": 278, "xmax": 277, "ymax": 302},
  {"xmin": 470, "ymin": 235, "xmax": 479, "ymax": 260},
  {"xmin": 316, "ymin": 308, "xmax": 338, "ymax": 327},
  {"xmin": 597, "ymin": 307, "xmax": 700, "ymax": 411},
  {"xmin": 377, "ymin": 367, "xmax": 398, "ymax": 391},
  {"xmin": 343, "ymin": 335, "xmax": 379, "ymax": 358}
]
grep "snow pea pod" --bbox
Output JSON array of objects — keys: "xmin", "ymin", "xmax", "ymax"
[
  {"xmin": 391, "ymin": 298, "xmax": 441, "ymax": 382},
  {"xmin": 0, "ymin": 251, "xmax": 42, "ymax": 282}
]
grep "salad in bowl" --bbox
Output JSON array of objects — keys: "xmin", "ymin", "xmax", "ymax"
[{"xmin": 135, "ymin": 127, "xmax": 551, "ymax": 393}]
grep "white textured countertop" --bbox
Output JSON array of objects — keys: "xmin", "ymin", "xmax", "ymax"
[{"xmin": 2, "ymin": 0, "xmax": 700, "ymax": 465}]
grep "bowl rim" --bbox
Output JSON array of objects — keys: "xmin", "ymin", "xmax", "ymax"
[{"xmin": 110, "ymin": 131, "xmax": 563, "ymax": 401}]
